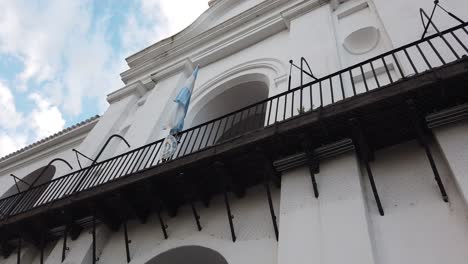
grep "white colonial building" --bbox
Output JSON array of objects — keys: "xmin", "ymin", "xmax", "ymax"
[{"xmin": 1, "ymin": 0, "xmax": 468, "ymax": 263}]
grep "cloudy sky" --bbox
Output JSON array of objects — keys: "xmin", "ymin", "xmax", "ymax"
[{"xmin": 0, "ymin": 0, "xmax": 208, "ymax": 157}]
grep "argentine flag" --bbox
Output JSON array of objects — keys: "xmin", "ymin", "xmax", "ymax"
[{"xmin": 166, "ymin": 66, "xmax": 199, "ymax": 135}]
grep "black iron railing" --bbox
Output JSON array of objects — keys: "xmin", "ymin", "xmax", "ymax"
[{"xmin": 0, "ymin": 22, "xmax": 467, "ymax": 220}]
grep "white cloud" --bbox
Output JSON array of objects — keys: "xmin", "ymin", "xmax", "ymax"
[
  {"xmin": 0, "ymin": 82, "xmax": 65, "ymax": 157},
  {"xmin": 28, "ymin": 93, "xmax": 65, "ymax": 140},
  {"xmin": 0, "ymin": 81, "xmax": 23, "ymax": 130},
  {"xmin": 0, "ymin": 0, "xmax": 119, "ymax": 116},
  {"xmin": 0, "ymin": 0, "xmax": 209, "ymax": 157},
  {"xmin": 0, "ymin": 132, "xmax": 27, "ymax": 158},
  {"xmin": 121, "ymin": 0, "xmax": 208, "ymax": 55}
]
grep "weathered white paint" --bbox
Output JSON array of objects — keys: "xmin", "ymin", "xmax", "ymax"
[
  {"xmin": 278, "ymin": 152, "xmax": 375, "ymax": 264},
  {"xmin": 364, "ymin": 140, "xmax": 468, "ymax": 264},
  {"xmin": 433, "ymin": 121, "xmax": 468, "ymax": 208}
]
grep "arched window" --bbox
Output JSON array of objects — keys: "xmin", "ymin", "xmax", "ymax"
[
  {"xmin": 146, "ymin": 246, "xmax": 228, "ymax": 264},
  {"xmin": 1, "ymin": 166, "xmax": 56, "ymax": 198}
]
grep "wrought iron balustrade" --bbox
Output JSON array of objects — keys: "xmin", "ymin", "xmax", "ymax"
[{"xmin": 0, "ymin": 22, "xmax": 467, "ymax": 221}]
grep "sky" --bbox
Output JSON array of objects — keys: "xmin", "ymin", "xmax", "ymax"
[{"xmin": 0, "ymin": 0, "xmax": 209, "ymax": 157}]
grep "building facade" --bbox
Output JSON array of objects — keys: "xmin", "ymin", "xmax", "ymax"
[{"xmin": 1, "ymin": 0, "xmax": 468, "ymax": 263}]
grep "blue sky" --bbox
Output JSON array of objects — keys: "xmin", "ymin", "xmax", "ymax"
[{"xmin": 0, "ymin": 0, "xmax": 208, "ymax": 156}]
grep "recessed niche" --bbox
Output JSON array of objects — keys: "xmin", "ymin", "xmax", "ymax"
[{"xmin": 343, "ymin": 26, "xmax": 380, "ymax": 55}]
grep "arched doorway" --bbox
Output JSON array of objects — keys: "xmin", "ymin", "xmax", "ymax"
[
  {"xmin": 146, "ymin": 246, "xmax": 228, "ymax": 264},
  {"xmin": 1, "ymin": 166, "xmax": 56, "ymax": 198},
  {"xmin": 187, "ymin": 79, "xmax": 269, "ymax": 143}
]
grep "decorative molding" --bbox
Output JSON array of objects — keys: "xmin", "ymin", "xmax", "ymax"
[
  {"xmin": 281, "ymin": 0, "xmax": 329, "ymax": 29},
  {"xmin": 337, "ymin": 1, "xmax": 369, "ymax": 20},
  {"xmin": 273, "ymin": 139, "xmax": 354, "ymax": 172},
  {"xmin": 124, "ymin": 0, "xmax": 290, "ymax": 69},
  {"xmin": 120, "ymin": 0, "xmax": 329, "ymax": 84},
  {"xmin": 192, "ymin": 58, "xmax": 286, "ymax": 99},
  {"xmin": 106, "ymin": 81, "xmax": 148, "ymax": 104},
  {"xmin": 426, "ymin": 103, "xmax": 468, "ymax": 129}
]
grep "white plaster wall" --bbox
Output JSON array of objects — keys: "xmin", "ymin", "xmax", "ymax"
[
  {"xmin": 114, "ymin": 2, "xmax": 342, "ymax": 147},
  {"xmin": 3, "ymin": 1, "xmax": 468, "ymax": 263},
  {"xmin": 363, "ymin": 140, "xmax": 468, "ymax": 264},
  {"xmin": 372, "ymin": 0, "xmax": 468, "ymax": 48},
  {"xmin": 278, "ymin": 152, "xmax": 375, "ymax": 264},
  {"xmin": 433, "ymin": 121, "xmax": 468, "ymax": 208},
  {"xmin": 209, "ymin": 0, "xmax": 265, "ymax": 29},
  {"xmin": 97, "ymin": 184, "xmax": 279, "ymax": 264}
]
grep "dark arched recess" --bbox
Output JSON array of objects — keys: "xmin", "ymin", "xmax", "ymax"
[
  {"xmin": 1, "ymin": 166, "xmax": 56, "ymax": 198},
  {"xmin": 146, "ymin": 246, "xmax": 228, "ymax": 264}
]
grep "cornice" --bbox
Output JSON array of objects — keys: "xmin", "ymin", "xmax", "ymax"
[
  {"xmin": 125, "ymin": 0, "xmax": 240, "ymax": 68},
  {"xmin": 121, "ymin": 0, "xmax": 329, "ymax": 85},
  {"xmin": 121, "ymin": 0, "xmax": 291, "ymax": 83},
  {"xmin": 106, "ymin": 80, "xmax": 148, "ymax": 104},
  {"xmin": 282, "ymin": 0, "xmax": 329, "ymax": 28}
]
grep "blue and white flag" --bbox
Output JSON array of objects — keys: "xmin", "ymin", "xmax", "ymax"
[{"xmin": 166, "ymin": 66, "xmax": 199, "ymax": 135}]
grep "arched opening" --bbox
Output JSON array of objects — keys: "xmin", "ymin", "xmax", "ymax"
[
  {"xmin": 188, "ymin": 80, "xmax": 269, "ymax": 143},
  {"xmin": 1, "ymin": 166, "xmax": 56, "ymax": 198},
  {"xmin": 146, "ymin": 246, "xmax": 228, "ymax": 264}
]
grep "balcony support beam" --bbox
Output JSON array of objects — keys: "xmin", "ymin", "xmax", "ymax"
[
  {"xmin": 61, "ymin": 225, "xmax": 68, "ymax": 262},
  {"xmin": 302, "ymin": 139, "xmax": 320, "ymax": 198},
  {"xmin": 123, "ymin": 219, "xmax": 131, "ymax": 263},
  {"xmin": 16, "ymin": 237, "xmax": 21, "ymax": 264},
  {"xmin": 407, "ymin": 100, "xmax": 449, "ymax": 202},
  {"xmin": 214, "ymin": 162, "xmax": 236, "ymax": 242},
  {"xmin": 264, "ymin": 179, "xmax": 278, "ymax": 241},
  {"xmin": 190, "ymin": 203, "xmax": 202, "ymax": 231},
  {"xmin": 350, "ymin": 119, "xmax": 384, "ymax": 216},
  {"xmin": 92, "ymin": 214, "xmax": 97, "ymax": 264}
]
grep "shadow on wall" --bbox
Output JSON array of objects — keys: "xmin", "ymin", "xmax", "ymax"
[
  {"xmin": 1, "ymin": 166, "xmax": 56, "ymax": 199},
  {"xmin": 146, "ymin": 246, "xmax": 228, "ymax": 264}
]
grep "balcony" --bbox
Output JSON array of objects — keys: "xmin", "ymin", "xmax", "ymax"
[{"xmin": 0, "ymin": 22, "xmax": 467, "ymax": 259}]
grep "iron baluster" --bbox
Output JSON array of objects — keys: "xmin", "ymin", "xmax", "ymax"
[
  {"xmin": 339, "ymin": 73, "xmax": 345, "ymax": 100},
  {"xmin": 416, "ymin": 44, "xmax": 432, "ymax": 68},
  {"xmin": 391, "ymin": 53, "xmax": 405, "ymax": 79},
  {"xmin": 319, "ymin": 81, "xmax": 323, "ymax": 107},
  {"xmin": 382, "ymin": 56, "xmax": 393, "ymax": 83},
  {"xmin": 403, "ymin": 48, "xmax": 419, "ymax": 74},
  {"xmin": 349, "ymin": 71, "xmax": 356, "ymax": 96},
  {"xmin": 427, "ymin": 39, "xmax": 446, "ymax": 64},
  {"xmin": 369, "ymin": 61, "xmax": 381, "ymax": 88}
]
